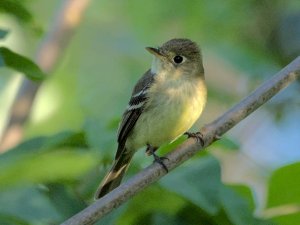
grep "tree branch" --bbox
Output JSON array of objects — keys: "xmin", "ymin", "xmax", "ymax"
[
  {"xmin": 61, "ymin": 56, "xmax": 300, "ymax": 225},
  {"xmin": 0, "ymin": 0, "xmax": 91, "ymax": 152}
]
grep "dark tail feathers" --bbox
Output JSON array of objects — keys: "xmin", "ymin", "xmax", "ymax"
[{"xmin": 95, "ymin": 150, "xmax": 133, "ymax": 199}]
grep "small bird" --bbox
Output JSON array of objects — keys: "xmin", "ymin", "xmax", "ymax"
[{"xmin": 95, "ymin": 38, "xmax": 207, "ymax": 199}]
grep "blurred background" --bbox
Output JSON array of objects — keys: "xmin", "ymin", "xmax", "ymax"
[{"xmin": 0, "ymin": 0, "xmax": 300, "ymax": 224}]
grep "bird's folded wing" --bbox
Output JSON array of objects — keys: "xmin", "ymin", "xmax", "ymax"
[{"xmin": 116, "ymin": 70, "xmax": 155, "ymax": 159}]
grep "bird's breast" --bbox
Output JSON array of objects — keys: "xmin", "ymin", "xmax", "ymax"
[{"xmin": 127, "ymin": 75, "xmax": 206, "ymax": 150}]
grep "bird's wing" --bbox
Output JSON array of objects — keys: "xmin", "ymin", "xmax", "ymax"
[{"xmin": 116, "ymin": 70, "xmax": 155, "ymax": 159}]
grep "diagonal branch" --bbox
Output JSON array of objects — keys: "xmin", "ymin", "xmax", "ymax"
[
  {"xmin": 61, "ymin": 56, "xmax": 300, "ymax": 225},
  {"xmin": 0, "ymin": 0, "xmax": 91, "ymax": 152}
]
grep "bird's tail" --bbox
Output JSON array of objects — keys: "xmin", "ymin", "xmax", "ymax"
[{"xmin": 95, "ymin": 149, "xmax": 133, "ymax": 199}]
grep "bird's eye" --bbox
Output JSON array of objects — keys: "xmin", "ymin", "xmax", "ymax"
[{"xmin": 173, "ymin": 55, "xmax": 183, "ymax": 64}]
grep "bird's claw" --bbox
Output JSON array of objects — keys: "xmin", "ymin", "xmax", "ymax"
[
  {"xmin": 184, "ymin": 131, "xmax": 205, "ymax": 147},
  {"xmin": 152, "ymin": 154, "xmax": 169, "ymax": 172},
  {"xmin": 147, "ymin": 144, "xmax": 169, "ymax": 172}
]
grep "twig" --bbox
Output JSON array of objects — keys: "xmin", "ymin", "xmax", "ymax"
[
  {"xmin": 0, "ymin": 0, "xmax": 91, "ymax": 152},
  {"xmin": 61, "ymin": 57, "xmax": 300, "ymax": 225}
]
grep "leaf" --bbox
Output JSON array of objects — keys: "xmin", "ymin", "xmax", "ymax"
[
  {"xmin": 220, "ymin": 186, "xmax": 257, "ymax": 225},
  {"xmin": 270, "ymin": 213, "xmax": 300, "ymax": 225},
  {"xmin": 158, "ymin": 135, "xmax": 186, "ymax": 155},
  {"xmin": 0, "ymin": 130, "xmax": 88, "ymax": 167},
  {"xmin": 267, "ymin": 162, "xmax": 300, "ymax": 208},
  {"xmin": 83, "ymin": 118, "xmax": 116, "ymax": 154},
  {"xmin": 0, "ymin": 214, "xmax": 31, "ymax": 225},
  {"xmin": 264, "ymin": 162, "xmax": 300, "ymax": 225},
  {"xmin": 229, "ymin": 184, "xmax": 256, "ymax": 211},
  {"xmin": 0, "ymin": 130, "xmax": 92, "ymax": 188},
  {"xmin": 0, "ymin": 29, "xmax": 9, "ymax": 39},
  {"xmin": 45, "ymin": 183, "xmax": 87, "ymax": 219},
  {"xmin": 160, "ymin": 155, "xmax": 222, "ymax": 215},
  {"xmin": 119, "ymin": 185, "xmax": 186, "ymax": 225},
  {"xmin": 0, "ymin": 47, "xmax": 46, "ymax": 81},
  {"xmin": 0, "ymin": 0, "xmax": 32, "ymax": 23},
  {"xmin": 0, "ymin": 186, "xmax": 61, "ymax": 224},
  {"xmin": 0, "ymin": 149, "xmax": 97, "ymax": 188},
  {"xmin": 210, "ymin": 136, "xmax": 240, "ymax": 151}
]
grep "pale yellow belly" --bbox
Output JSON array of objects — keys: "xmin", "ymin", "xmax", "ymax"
[{"xmin": 126, "ymin": 80, "xmax": 206, "ymax": 150}]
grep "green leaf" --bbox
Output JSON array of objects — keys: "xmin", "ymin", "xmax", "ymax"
[
  {"xmin": 270, "ymin": 213, "xmax": 300, "ymax": 225},
  {"xmin": 0, "ymin": 149, "xmax": 98, "ymax": 188},
  {"xmin": 0, "ymin": 130, "xmax": 93, "ymax": 188},
  {"xmin": 0, "ymin": 130, "xmax": 88, "ymax": 167},
  {"xmin": 83, "ymin": 117, "xmax": 116, "ymax": 154},
  {"xmin": 0, "ymin": 0, "xmax": 32, "ymax": 23},
  {"xmin": 45, "ymin": 183, "xmax": 87, "ymax": 218},
  {"xmin": 220, "ymin": 186, "xmax": 257, "ymax": 225},
  {"xmin": 229, "ymin": 184, "xmax": 256, "ymax": 211},
  {"xmin": 0, "ymin": 214, "xmax": 31, "ymax": 225},
  {"xmin": 210, "ymin": 136, "xmax": 240, "ymax": 151},
  {"xmin": 160, "ymin": 155, "xmax": 222, "ymax": 215},
  {"xmin": 158, "ymin": 135, "xmax": 186, "ymax": 155},
  {"xmin": 0, "ymin": 29, "xmax": 9, "ymax": 39},
  {"xmin": 267, "ymin": 162, "xmax": 300, "ymax": 208},
  {"xmin": 0, "ymin": 186, "xmax": 61, "ymax": 224},
  {"xmin": 119, "ymin": 185, "xmax": 186, "ymax": 225},
  {"xmin": 264, "ymin": 162, "xmax": 300, "ymax": 224},
  {"xmin": 0, "ymin": 47, "xmax": 46, "ymax": 81}
]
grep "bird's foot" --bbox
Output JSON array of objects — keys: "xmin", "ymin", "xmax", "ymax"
[
  {"xmin": 184, "ymin": 131, "xmax": 205, "ymax": 147},
  {"xmin": 146, "ymin": 144, "xmax": 169, "ymax": 172}
]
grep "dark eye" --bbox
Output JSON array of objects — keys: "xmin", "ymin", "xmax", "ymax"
[{"xmin": 173, "ymin": 55, "xmax": 183, "ymax": 64}]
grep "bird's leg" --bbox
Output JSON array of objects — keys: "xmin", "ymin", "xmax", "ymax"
[
  {"xmin": 145, "ymin": 144, "xmax": 157, "ymax": 156},
  {"xmin": 146, "ymin": 144, "xmax": 169, "ymax": 172},
  {"xmin": 184, "ymin": 131, "xmax": 205, "ymax": 147}
]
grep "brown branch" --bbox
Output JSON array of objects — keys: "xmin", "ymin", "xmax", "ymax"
[
  {"xmin": 61, "ymin": 56, "xmax": 300, "ymax": 225},
  {"xmin": 0, "ymin": 0, "xmax": 91, "ymax": 152}
]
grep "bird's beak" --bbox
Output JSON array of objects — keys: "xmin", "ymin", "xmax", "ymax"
[{"xmin": 146, "ymin": 47, "xmax": 164, "ymax": 58}]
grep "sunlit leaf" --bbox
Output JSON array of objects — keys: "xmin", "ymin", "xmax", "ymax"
[
  {"xmin": 267, "ymin": 162, "xmax": 300, "ymax": 208},
  {"xmin": 0, "ymin": 149, "xmax": 97, "ymax": 188},
  {"xmin": 0, "ymin": 130, "xmax": 88, "ymax": 168},
  {"xmin": 229, "ymin": 184, "xmax": 255, "ymax": 211},
  {"xmin": 0, "ymin": 47, "xmax": 46, "ymax": 81},
  {"xmin": 0, "ymin": 131, "xmax": 91, "ymax": 189},
  {"xmin": 269, "ymin": 213, "xmax": 300, "ymax": 225},
  {"xmin": 265, "ymin": 162, "xmax": 300, "ymax": 224}
]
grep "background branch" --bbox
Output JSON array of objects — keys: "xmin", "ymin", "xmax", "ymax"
[
  {"xmin": 61, "ymin": 56, "xmax": 300, "ymax": 225},
  {"xmin": 0, "ymin": 0, "xmax": 91, "ymax": 152}
]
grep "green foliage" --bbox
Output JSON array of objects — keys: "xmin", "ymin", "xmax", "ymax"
[
  {"xmin": 0, "ymin": 0, "xmax": 32, "ymax": 23},
  {"xmin": 0, "ymin": 0, "xmax": 42, "ymax": 34},
  {"xmin": 160, "ymin": 156, "xmax": 222, "ymax": 214},
  {"xmin": 0, "ymin": 131, "xmax": 97, "ymax": 224},
  {"xmin": 210, "ymin": 136, "xmax": 241, "ymax": 151},
  {"xmin": 220, "ymin": 186, "xmax": 258, "ymax": 225},
  {"xmin": 0, "ymin": 47, "xmax": 46, "ymax": 81},
  {"xmin": 0, "ymin": 186, "xmax": 61, "ymax": 225},
  {"xmin": 267, "ymin": 162, "xmax": 300, "ymax": 207},
  {"xmin": 265, "ymin": 163, "xmax": 300, "ymax": 224},
  {"xmin": 0, "ymin": 131, "xmax": 93, "ymax": 188},
  {"xmin": 1, "ymin": 0, "xmax": 299, "ymax": 224}
]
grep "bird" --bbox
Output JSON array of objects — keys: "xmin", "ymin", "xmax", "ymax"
[{"xmin": 95, "ymin": 38, "xmax": 207, "ymax": 199}]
